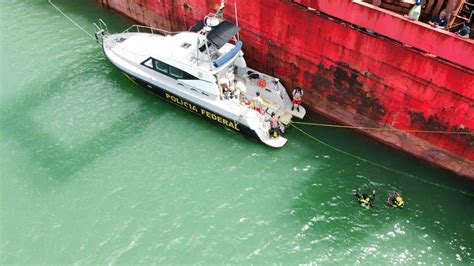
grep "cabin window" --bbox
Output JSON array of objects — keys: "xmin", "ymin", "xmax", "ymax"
[
  {"xmin": 140, "ymin": 57, "xmax": 198, "ymax": 80},
  {"xmin": 169, "ymin": 66, "xmax": 183, "ymax": 79},
  {"xmin": 142, "ymin": 58, "xmax": 153, "ymax": 68},
  {"xmin": 154, "ymin": 61, "xmax": 169, "ymax": 74}
]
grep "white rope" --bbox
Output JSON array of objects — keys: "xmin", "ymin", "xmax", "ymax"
[{"xmin": 49, "ymin": 0, "xmax": 95, "ymax": 39}]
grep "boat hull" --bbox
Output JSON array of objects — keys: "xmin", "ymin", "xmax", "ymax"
[{"xmin": 102, "ymin": 50, "xmax": 261, "ymax": 142}]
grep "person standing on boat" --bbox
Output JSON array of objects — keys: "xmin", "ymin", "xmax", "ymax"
[
  {"xmin": 253, "ymin": 91, "xmax": 263, "ymax": 114},
  {"xmin": 218, "ymin": 76, "xmax": 231, "ymax": 99},
  {"xmin": 234, "ymin": 79, "xmax": 247, "ymax": 101},
  {"xmin": 266, "ymin": 112, "xmax": 280, "ymax": 138},
  {"xmin": 226, "ymin": 72, "xmax": 236, "ymax": 99},
  {"xmin": 291, "ymin": 87, "xmax": 303, "ymax": 112}
]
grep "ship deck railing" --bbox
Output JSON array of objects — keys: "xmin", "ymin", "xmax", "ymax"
[{"xmin": 122, "ymin": 25, "xmax": 180, "ymax": 36}]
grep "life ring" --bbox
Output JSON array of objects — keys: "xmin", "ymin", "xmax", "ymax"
[{"xmin": 257, "ymin": 79, "xmax": 266, "ymax": 88}]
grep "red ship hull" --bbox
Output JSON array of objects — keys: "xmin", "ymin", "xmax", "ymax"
[{"xmin": 98, "ymin": 0, "xmax": 474, "ymax": 179}]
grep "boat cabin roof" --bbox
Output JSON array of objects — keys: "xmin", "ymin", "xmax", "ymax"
[{"xmin": 115, "ymin": 20, "xmax": 241, "ymax": 83}]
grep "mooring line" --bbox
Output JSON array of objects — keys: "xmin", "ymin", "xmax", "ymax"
[
  {"xmin": 291, "ymin": 123, "xmax": 474, "ymax": 197},
  {"xmin": 49, "ymin": 0, "xmax": 95, "ymax": 39},
  {"xmin": 291, "ymin": 121, "xmax": 473, "ymax": 135}
]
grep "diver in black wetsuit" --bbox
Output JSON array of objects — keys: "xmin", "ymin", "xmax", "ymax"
[{"xmin": 355, "ymin": 188, "xmax": 376, "ymax": 209}]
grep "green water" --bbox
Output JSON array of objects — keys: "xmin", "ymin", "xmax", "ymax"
[{"xmin": 1, "ymin": 0, "xmax": 473, "ymax": 264}]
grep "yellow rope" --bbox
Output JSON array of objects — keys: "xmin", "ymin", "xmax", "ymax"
[
  {"xmin": 291, "ymin": 123, "xmax": 474, "ymax": 197},
  {"xmin": 291, "ymin": 121, "xmax": 473, "ymax": 135}
]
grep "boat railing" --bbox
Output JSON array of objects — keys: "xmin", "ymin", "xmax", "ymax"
[
  {"xmin": 98, "ymin": 19, "xmax": 108, "ymax": 33},
  {"xmin": 122, "ymin": 25, "xmax": 179, "ymax": 36},
  {"xmin": 93, "ymin": 19, "xmax": 109, "ymax": 45}
]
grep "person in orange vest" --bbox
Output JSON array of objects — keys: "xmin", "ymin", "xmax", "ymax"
[{"xmin": 291, "ymin": 87, "xmax": 303, "ymax": 112}]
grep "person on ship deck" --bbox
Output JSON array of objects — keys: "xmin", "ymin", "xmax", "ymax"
[
  {"xmin": 405, "ymin": 0, "xmax": 422, "ymax": 21},
  {"xmin": 455, "ymin": 21, "xmax": 471, "ymax": 38},
  {"xmin": 429, "ymin": 10, "xmax": 448, "ymax": 29}
]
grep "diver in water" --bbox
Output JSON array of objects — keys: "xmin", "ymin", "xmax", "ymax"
[
  {"xmin": 387, "ymin": 192, "xmax": 404, "ymax": 208},
  {"xmin": 355, "ymin": 188, "xmax": 376, "ymax": 209}
]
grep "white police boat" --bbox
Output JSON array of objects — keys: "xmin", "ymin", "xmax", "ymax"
[{"xmin": 93, "ymin": 7, "xmax": 305, "ymax": 148}]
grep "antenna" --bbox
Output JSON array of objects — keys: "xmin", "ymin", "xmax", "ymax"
[{"xmin": 234, "ymin": 0, "xmax": 239, "ymax": 40}]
